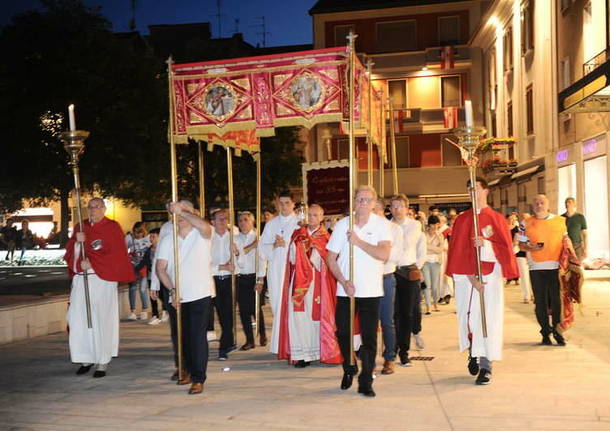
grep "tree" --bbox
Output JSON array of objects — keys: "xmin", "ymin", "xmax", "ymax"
[
  {"xmin": 177, "ymin": 126, "xmax": 303, "ymax": 216},
  {"xmin": 0, "ymin": 0, "xmax": 169, "ymax": 243}
]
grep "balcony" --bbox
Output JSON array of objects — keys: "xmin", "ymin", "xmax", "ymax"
[
  {"xmin": 367, "ymin": 45, "xmax": 472, "ymax": 72},
  {"xmin": 584, "ymin": 48, "xmax": 610, "ymax": 75},
  {"xmin": 387, "ymin": 107, "xmax": 466, "ymax": 133},
  {"xmin": 478, "ymin": 138, "xmax": 518, "ymax": 175}
]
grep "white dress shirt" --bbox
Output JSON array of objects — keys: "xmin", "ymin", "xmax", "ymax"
[
  {"xmin": 211, "ymin": 226, "xmax": 239, "ymax": 276},
  {"xmin": 235, "ymin": 229, "xmax": 267, "ymax": 277},
  {"xmin": 394, "ymin": 217, "xmax": 427, "ymax": 269}
]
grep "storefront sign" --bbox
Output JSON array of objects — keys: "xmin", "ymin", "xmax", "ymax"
[{"xmin": 556, "ymin": 149, "xmax": 569, "ymax": 163}]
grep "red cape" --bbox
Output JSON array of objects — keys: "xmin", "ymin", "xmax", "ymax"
[
  {"xmin": 64, "ymin": 217, "xmax": 135, "ymax": 283},
  {"xmin": 446, "ymin": 207, "xmax": 518, "ymax": 279},
  {"xmin": 277, "ymin": 226, "xmax": 342, "ymax": 364},
  {"xmin": 558, "ymin": 236, "xmax": 583, "ymax": 333}
]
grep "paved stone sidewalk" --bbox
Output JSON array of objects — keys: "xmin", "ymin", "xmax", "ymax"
[{"xmin": 1, "ymin": 273, "xmax": 609, "ymax": 430}]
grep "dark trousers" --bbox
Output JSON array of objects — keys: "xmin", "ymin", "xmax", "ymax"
[
  {"xmin": 181, "ymin": 296, "xmax": 211, "ymax": 383},
  {"xmin": 237, "ymin": 274, "xmax": 266, "ymax": 344},
  {"xmin": 336, "ymin": 296, "xmax": 380, "ymax": 388},
  {"xmin": 150, "ymin": 283, "xmax": 169, "ymax": 318},
  {"xmin": 394, "ymin": 272, "xmax": 422, "ymax": 353},
  {"xmin": 530, "ymin": 269, "xmax": 561, "ymax": 336},
  {"xmin": 168, "ymin": 300, "xmax": 182, "ymax": 368},
  {"xmin": 214, "ymin": 276, "xmax": 234, "ymax": 354}
]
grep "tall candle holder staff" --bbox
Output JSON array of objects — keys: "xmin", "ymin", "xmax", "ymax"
[{"xmin": 61, "ymin": 105, "xmax": 92, "ymax": 329}]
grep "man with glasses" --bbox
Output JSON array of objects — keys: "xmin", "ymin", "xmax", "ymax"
[
  {"xmin": 326, "ymin": 185, "xmax": 391, "ymax": 397},
  {"xmin": 65, "ymin": 198, "xmax": 134, "ymax": 378},
  {"xmin": 390, "ymin": 194, "xmax": 427, "ymax": 368}
]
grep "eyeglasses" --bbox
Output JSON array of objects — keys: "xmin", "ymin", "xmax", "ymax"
[
  {"xmin": 87, "ymin": 205, "xmax": 104, "ymax": 210},
  {"xmin": 355, "ymin": 197, "xmax": 373, "ymax": 203}
]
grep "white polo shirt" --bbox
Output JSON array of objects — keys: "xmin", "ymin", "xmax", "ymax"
[
  {"xmin": 383, "ymin": 220, "xmax": 403, "ymax": 275},
  {"xmin": 235, "ymin": 230, "xmax": 267, "ymax": 277},
  {"xmin": 157, "ymin": 228, "xmax": 213, "ymax": 303},
  {"xmin": 211, "ymin": 226, "xmax": 239, "ymax": 276},
  {"xmin": 327, "ymin": 213, "xmax": 391, "ymax": 298}
]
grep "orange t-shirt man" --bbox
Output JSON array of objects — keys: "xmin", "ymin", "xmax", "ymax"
[{"xmin": 523, "ymin": 215, "xmax": 567, "ymax": 269}]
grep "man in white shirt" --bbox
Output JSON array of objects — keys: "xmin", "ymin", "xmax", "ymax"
[
  {"xmin": 391, "ymin": 194, "xmax": 427, "ymax": 367},
  {"xmin": 372, "ymin": 199, "xmax": 403, "ymax": 375},
  {"xmin": 326, "ymin": 185, "xmax": 391, "ymax": 398},
  {"xmin": 210, "ymin": 209, "xmax": 239, "ymax": 360},
  {"xmin": 234, "ymin": 211, "xmax": 267, "ymax": 350},
  {"xmin": 258, "ymin": 191, "xmax": 301, "ymax": 354},
  {"xmin": 156, "ymin": 200, "xmax": 213, "ymax": 395}
]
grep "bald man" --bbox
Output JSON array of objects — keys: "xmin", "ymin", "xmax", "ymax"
[
  {"xmin": 519, "ymin": 194, "xmax": 568, "ymax": 346},
  {"xmin": 277, "ymin": 204, "xmax": 341, "ymax": 367}
]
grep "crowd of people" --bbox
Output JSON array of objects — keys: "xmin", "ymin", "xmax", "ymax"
[{"xmin": 62, "ymin": 184, "xmax": 586, "ymax": 397}]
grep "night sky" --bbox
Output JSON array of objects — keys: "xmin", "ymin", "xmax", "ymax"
[{"xmin": 1, "ymin": 0, "xmax": 316, "ymax": 47}]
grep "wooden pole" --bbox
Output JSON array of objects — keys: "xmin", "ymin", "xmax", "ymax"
[
  {"xmin": 347, "ymin": 31, "xmax": 357, "ymax": 367},
  {"xmin": 198, "ymin": 142, "xmax": 206, "ymax": 217},
  {"xmin": 226, "ymin": 146, "xmax": 237, "ymax": 344},
  {"xmin": 254, "ymin": 152, "xmax": 262, "ymax": 340},
  {"xmin": 366, "ymin": 58, "xmax": 374, "ymax": 186},
  {"xmin": 166, "ymin": 56, "xmax": 184, "ymax": 379},
  {"xmin": 387, "ymin": 98, "xmax": 399, "ymax": 194}
]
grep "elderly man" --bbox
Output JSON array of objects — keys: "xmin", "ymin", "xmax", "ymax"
[
  {"xmin": 327, "ymin": 185, "xmax": 391, "ymax": 397},
  {"xmin": 156, "ymin": 200, "xmax": 213, "ymax": 395},
  {"xmin": 278, "ymin": 204, "xmax": 341, "ymax": 367},
  {"xmin": 520, "ymin": 194, "xmax": 569, "ymax": 346},
  {"xmin": 64, "ymin": 198, "xmax": 134, "ymax": 378},
  {"xmin": 258, "ymin": 190, "xmax": 301, "ymax": 354}
]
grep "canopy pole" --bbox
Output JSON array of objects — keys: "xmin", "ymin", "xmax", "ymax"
[
  {"xmin": 347, "ymin": 31, "xmax": 357, "ymax": 367},
  {"xmin": 198, "ymin": 142, "xmax": 206, "ymax": 217},
  {"xmin": 254, "ymin": 151, "xmax": 262, "ymax": 341},
  {"xmin": 387, "ymin": 98, "xmax": 399, "ymax": 195},
  {"xmin": 226, "ymin": 146, "xmax": 237, "ymax": 344},
  {"xmin": 366, "ymin": 58, "xmax": 374, "ymax": 186},
  {"xmin": 166, "ymin": 56, "xmax": 184, "ymax": 380}
]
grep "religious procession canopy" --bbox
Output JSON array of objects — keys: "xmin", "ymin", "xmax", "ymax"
[{"xmin": 170, "ymin": 46, "xmax": 385, "ymax": 154}]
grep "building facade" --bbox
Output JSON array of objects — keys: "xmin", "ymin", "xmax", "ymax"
[{"xmin": 309, "ymin": 0, "xmax": 488, "ymax": 210}]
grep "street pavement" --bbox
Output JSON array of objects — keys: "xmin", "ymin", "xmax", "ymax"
[{"xmin": 0, "ymin": 272, "xmax": 609, "ymax": 431}]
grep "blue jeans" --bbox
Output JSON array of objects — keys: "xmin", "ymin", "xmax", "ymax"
[
  {"xmin": 422, "ymin": 262, "xmax": 441, "ymax": 307},
  {"xmin": 379, "ymin": 273, "xmax": 396, "ymax": 361},
  {"xmin": 128, "ymin": 277, "xmax": 149, "ymax": 311}
]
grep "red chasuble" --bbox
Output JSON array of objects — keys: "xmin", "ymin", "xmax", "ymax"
[
  {"xmin": 446, "ymin": 207, "xmax": 518, "ymax": 279},
  {"xmin": 278, "ymin": 226, "xmax": 342, "ymax": 364},
  {"xmin": 64, "ymin": 217, "xmax": 135, "ymax": 283}
]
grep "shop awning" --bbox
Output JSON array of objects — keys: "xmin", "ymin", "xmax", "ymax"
[
  {"xmin": 511, "ymin": 165, "xmax": 539, "ymax": 179},
  {"xmin": 558, "ymin": 54, "xmax": 610, "ymax": 114}
]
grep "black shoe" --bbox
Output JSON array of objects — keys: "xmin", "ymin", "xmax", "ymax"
[
  {"xmin": 218, "ymin": 353, "xmax": 228, "ymax": 361},
  {"xmin": 92, "ymin": 370, "xmax": 106, "ymax": 378},
  {"xmin": 541, "ymin": 335, "xmax": 552, "ymax": 345},
  {"xmin": 399, "ymin": 350, "xmax": 411, "ymax": 367},
  {"xmin": 437, "ymin": 297, "xmax": 445, "ymax": 304},
  {"xmin": 467, "ymin": 356, "xmax": 479, "ymax": 376},
  {"xmin": 76, "ymin": 365, "xmax": 92, "ymax": 375},
  {"xmin": 552, "ymin": 332, "xmax": 566, "ymax": 346},
  {"xmin": 444, "ymin": 295, "xmax": 451, "ymax": 304},
  {"xmin": 340, "ymin": 371, "xmax": 355, "ymax": 390},
  {"xmin": 294, "ymin": 360, "xmax": 311, "ymax": 368},
  {"xmin": 357, "ymin": 386, "xmax": 376, "ymax": 397},
  {"xmin": 475, "ymin": 369, "xmax": 491, "ymax": 385},
  {"xmin": 170, "ymin": 370, "xmax": 179, "ymax": 381}
]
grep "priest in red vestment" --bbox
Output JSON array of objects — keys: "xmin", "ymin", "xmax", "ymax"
[
  {"xmin": 446, "ymin": 178, "xmax": 518, "ymax": 385},
  {"xmin": 64, "ymin": 198, "xmax": 134, "ymax": 378},
  {"xmin": 278, "ymin": 204, "xmax": 341, "ymax": 367}
]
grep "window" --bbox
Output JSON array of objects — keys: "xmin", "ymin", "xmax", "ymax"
[
  {"xmin": 561, "ymin": 57, "xmax": 571, "ymax": 90},
  {"xmin": 334, "ymin": 25, "xmax": 354, "ymax": 47},
  {"xmin": 377, "ymin": 20, "xmax": 417, "ymax": 52},
  {"xmin": 507, "ymin": 100, "xmax": 513, "ymax": 137},
  {"xmin": 518, "ymin": 183, "xmax": 527, "ymax": 203},
  {"xmin": 395, "ymin": 136, "xmax": 410, "ymax": 168},
  {"xmin": 521, "ymin": 1, "xmax": 535, "ymax": 55},
  {"xmin": 438, "ymin": 16, "xmax": 460, "ymax": 46},
  {"xmin": 537, "ymin": 176, "xmax": 545, "ymax": 194},
  {"xmin": 526, "ymin": 84, "xmax": 534, "ymax": 135},
  {"xmin": 388, "ymin": 80, "xmax": 407, "ymax": 109},
  {"xmin": 488, "ymin": 48, "xmax": 497, "ymax": 110},
  {"xmin": 503, "ymin": 26, "xmax": 513, "ymax": 72},
  {"xmin": 501, "ymin": 188, "xmax": 508, "ymax": 205},
  {"xmin": 441, "ymin": 76, "xmax": 461, "ymax": 107}
]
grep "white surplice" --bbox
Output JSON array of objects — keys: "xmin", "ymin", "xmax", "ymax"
[
  {"xmin": 259, "ymin": 214, "xmax": 300, "ymax": 353},
  {"xmin": 452, "ymin": 239, "xmax": 504, "ymax": 361},
  {"xmin": 67, "ymin": 273, "xmax": 119, "ymax": 365}
]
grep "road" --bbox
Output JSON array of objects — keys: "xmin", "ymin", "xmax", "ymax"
[{"xmin": 0, "ymin": 266, "xmax": 70, "ymax": 306}]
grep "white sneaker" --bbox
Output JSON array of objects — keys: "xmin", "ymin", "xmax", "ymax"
[
  {"xmin": 148, "ymin": 317, "xmax": 161, "ymax": 325},
  {"xmin": 127, "ymin": 312, "xmax": 137, "ymax": 321},
  {"xmin": 160, "ymin": 311, "xmax": 169, "ymax": 322},
  {"xmin": 207, "ymin": 331, "xmax": 217, "ymax": 341},
  {"xmin": 139, "ymin": 311, "xmax": 148, "ymax": 320},
  {"xmin": 413, "ymin": 333, "xmax": 425, "ymax": 350}
]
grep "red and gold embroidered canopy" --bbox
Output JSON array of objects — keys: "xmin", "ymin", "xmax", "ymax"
[{"xmin": 170, "ymin": 47, "xmax": 369, "ymax": 147}]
